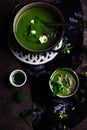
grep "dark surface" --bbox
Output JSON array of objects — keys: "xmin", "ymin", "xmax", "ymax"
[
  {"xmin": 0, "ymin": 0, "xmax": 33, "ymax": 130},
  {"xmin": 0, "ymin": 0, "xmax": 87, "ymax": 130}
]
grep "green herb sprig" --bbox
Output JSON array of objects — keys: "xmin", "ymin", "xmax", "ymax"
[
  {"xmin": 20, "ymin": 109, "xmax": 33, "ymax": 127},
  {"xmin": 51, "ymin": 81, "xmax": 60, "ymax": 96},
  {"xmin": 61, "ymin": 37, "xmax": 73, "ymax": 54}
]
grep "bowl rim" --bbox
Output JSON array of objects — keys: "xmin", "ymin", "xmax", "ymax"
[
  {"xmin": 49, "ymin": 68, "xmax": 79, "ymax": 98},
  {"xmin": 13, "ymin": 1, "xmax": 65, "ymax": 53},
  {"xmin": 9, "ymin": 69, "xmax": 27, "ymax": 87}
]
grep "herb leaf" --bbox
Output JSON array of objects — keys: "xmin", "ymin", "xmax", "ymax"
[
  {"xmin": 15, "ymin": 91, "xmax": 24, "ymax": 102},
  {"xmin": 26, "ymin": 25, "xmax": 31, "ymax": 36},
  {"xmin": 20, "ymin": 109, "xmax": 33, "ymax": 128},
  {"xmin": 20, "ymin": 109, "xmax": 32, "ymax": 118},
  {"xmin": 51, "ymin": 81, "xmax": 60, "ymax": 96}
]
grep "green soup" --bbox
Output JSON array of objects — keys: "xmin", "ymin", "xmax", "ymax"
[
  {"xmin": 14, "ymin": 4, "xmax": 63, "ymax": 52},
  {"xmin": 50, "ymin": 68, "xmax": 78, "ymax": 97}
]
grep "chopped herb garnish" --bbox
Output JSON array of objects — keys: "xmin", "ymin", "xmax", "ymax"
[
  {"xmin": 59, "ymin": 113, "xmax": 68, "ymax": 119},
  {"xmin": 58, "ymin": 37, "xmax": 73, "ymax": 54},
  {"xmin": 85, "ymin": 71, "xmax": 87, "ymax": 75},
  {"xmin": 64, "ymin": 125, "xmax": 67, "ymax": 130},
  {"xmin": 72, "ymin": 107, "xmax": 75, "ymax": 111}
]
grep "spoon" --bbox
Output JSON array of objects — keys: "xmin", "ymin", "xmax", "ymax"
[{"xmin": 46, "ymin": 20, "xmax": 87, "ymax": 28}]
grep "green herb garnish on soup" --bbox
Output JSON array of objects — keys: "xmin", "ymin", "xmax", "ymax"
[
  {"xmin": 14, "ymin": 5, "xmax": 63, "ymax": 52},
  {"xmin": 50, "ymin": 68, "xmax": 77, "ymax": 97}
]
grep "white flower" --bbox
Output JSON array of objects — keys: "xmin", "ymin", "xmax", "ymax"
[
  {"xmin": 31, "ymin": 19, "xmax": 35, "ymax": 24},
  {"xmin": 31, "ymin": 30, "xmax": 36, "ymax": 34},
  {"xmin": 39, "ymin": 35, "xmax": 48, "ymax": 43}
]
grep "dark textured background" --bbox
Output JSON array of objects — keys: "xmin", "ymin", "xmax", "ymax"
[
  {"xmin": 0, "ymin": 0, "xmax": 87, "ymax": 130},
  {"xmin": 0, "ymin": 0, "xmax": 33, "ymax": 130}
]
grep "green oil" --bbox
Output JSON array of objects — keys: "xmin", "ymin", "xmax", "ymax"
[{"xmin": 12, "ymin": 72, "xmax": 25, "ymax": 85}]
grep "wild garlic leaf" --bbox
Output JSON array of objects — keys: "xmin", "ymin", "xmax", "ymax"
[
  {"xmin": 34, "ymin": 16, "xmax": 46, "ymax": 25},
  {"xmin": 20, "ymin": 109, "xmax": 33, "ymax": 118},
  {"xmin": 51, "ymin": 81, "xmax": 60, "ymax": 96},
  {"xmin": 26, "ymin": 25, "xmax": 31, "ymax": 36},
  {"xmin": 15, "ymin": 91, "xmax": 24, "ymax": 102}
]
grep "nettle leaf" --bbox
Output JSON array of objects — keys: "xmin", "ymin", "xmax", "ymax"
[
  {"xmin": 26, "ymin": 25, "xmax": 31, "ymax": 36},
  {"xmin": 20, "ymin": 109, "xmax": 33, "ymax": 118},
  {"xmin": 34, "ymin": 16, "xmax": 45, "ymax": 25},
  {"xmin": 51, "ymin": 81, "xmax": 60, "ymax": 96},
  {"xmin": 15, "ymin": 92, "xmax": 25, "ymax": 102}
]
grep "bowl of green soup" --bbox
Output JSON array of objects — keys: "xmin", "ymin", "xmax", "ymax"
[
  {"xmin": 49, "ymin": 68, "xmax": 79, "ymax": 98},
  {"xmin": 13, "ymin": 2, "xmax": 65, "ymax": 53},
  {"xmin": 9, "ymin": 69, "xmax": 27, "ymax": 87}
]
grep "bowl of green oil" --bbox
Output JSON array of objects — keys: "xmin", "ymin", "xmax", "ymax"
[{"xmin": 9, "ymin": 69, "xmax": 27, "ymax": 87}]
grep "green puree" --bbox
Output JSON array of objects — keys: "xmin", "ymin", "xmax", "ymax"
[
  {"xmin": 12, "ymin": 72, "xmax": 25, "ymax": 85},
  {"xmin": 50, "ymin": 69, "xmax": 77, "ymax": 96},
  {"xmin": 15, "ymin": 6, "xmax": 62, "ymax": 52}
]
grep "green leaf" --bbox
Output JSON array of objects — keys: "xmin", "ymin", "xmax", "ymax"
[
  {"xmin": 59, "ymin": 113, "xmax": 68, "ymax": 119},
  {"xmin": 15, "ymin": 92, "xmax": 24, "ymax": 102},
  {"xmin": 20, "ymin": 109, "xmax": 32, "ymax": 118},
  {"xmin": 26, "ymin": 25, "xmax": 31, "ymax": 36},
  {"xmin": 51, "ymin": 81, "xmax": 59, "ymax": 96},
  {"xmin": 34, "ymin": 16, "xmax": 46, "ymax": 25}
]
